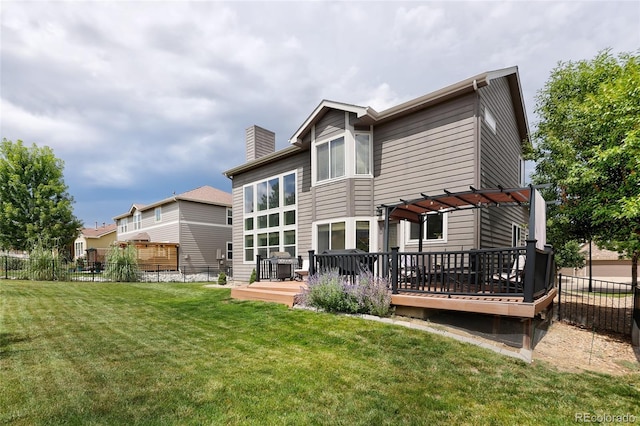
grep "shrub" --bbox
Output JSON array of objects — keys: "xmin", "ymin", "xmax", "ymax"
[
  {"xmin": 104, "ymin": 245, "xmax": 140, "ymax": 282},
  {"xmin": 353, "ymin": 271, "xmax": 392, "ymax": 317},
  {"xmin": 27, "ymin": 242, "xmax": 69, "ymax": 281},
  {"xmin": 301, "ymin": 270, "xmax": 392, "ymax": 316},
  {"xmin": 249, "ymin": 268, "xmax": 256, "ymax": 284},
  {"xmin": 217, "ymin": 272, "xmax": 227, "ymax": 285}
]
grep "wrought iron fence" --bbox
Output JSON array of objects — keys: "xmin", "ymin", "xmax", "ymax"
[
  {"xmin": 1, "ymin": 256, "xmax": 230, "ymax": 283},
  {"xmin": 557, "ymin": 274, "xmax": 635, "ymax": 336}
]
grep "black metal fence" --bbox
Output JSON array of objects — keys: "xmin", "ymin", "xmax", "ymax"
[
  {"xmin": 557, "ymin": 274, "xmax": 635, "ymax": 336},
  {"xmin": 1, "ymin": 256, "xmax": 230, "ymax": 283}
]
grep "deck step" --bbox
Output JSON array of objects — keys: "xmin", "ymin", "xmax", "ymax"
[
  {"xmin": 247, "ymin": 282, "xmax": 306, "ymax": 293},
  {"xmin": 230, "ymin": 286, "xmax": 302, "ymax": 307}
]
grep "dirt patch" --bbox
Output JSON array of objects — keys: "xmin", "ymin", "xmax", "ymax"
[{"xmin": 533, "ymin": 321, "xmax": 640, "ymax": 375}]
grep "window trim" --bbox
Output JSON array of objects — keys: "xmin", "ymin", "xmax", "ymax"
[
  {"xmin": 405, "ymin": 213, "xmax": 448, "ymax": 244},
  {"xmin": 354, "ymin": 131, "xmax": 372, "ymax": 177},
  {"xmin": 227, "ymin": 208, "xmax": 233, "ymax": 225},
  {"xmin": 313, "ymin": 217, "xmax": 375, "ymax": 253},
  {"xmin": 226, "ymin": 241, "xmax": 233, "ymax": 260},
  {"xmin": 154, "ymin": 207, "xmax": 162, "ymax": 222},
  {"xmin": 484, "ymin": 107, "xmax": 497, "ymax": 134},
  {"xmin": 133, "ymin": 211, "xmax": 141, "ymax": 230}
]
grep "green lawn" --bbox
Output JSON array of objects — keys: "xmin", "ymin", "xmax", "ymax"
[{"xmin": 1, "ymin": 281, "xmax": 638, "ymax": 425}]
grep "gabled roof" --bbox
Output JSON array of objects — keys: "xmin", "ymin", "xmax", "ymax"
[
  {"xmin": 113, "ymin": 186, "xmax": 232, "ymax": 220},
  {"xmin": 80, "ymin": 223, "xmax": 117, "ymax": 238},
  {"xmin": 288, "ymin": 66, "xmax": 529, "ymax": 145},
  {"xmin": 224, "ymin": 66, "xmax": 529, "ymax": 179}
]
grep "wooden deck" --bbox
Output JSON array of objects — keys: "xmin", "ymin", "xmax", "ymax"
[{"xmin": 230, "ymin": 281, "xmax": 557, "ymax": 319}]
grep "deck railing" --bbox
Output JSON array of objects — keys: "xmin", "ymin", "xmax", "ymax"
[{"xmin": 306, "ymin": 241, "xmax": 555, "ymax": 302}]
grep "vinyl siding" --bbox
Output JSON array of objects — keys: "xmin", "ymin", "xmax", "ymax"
[
  {"xmin": 117, "ymin": 202, "xmax": 180, "ymax": 243},
  {"xmin": 178, "ymin": 200, "xmax": 232, "ymax": 269},
  {"xmin": 315, "ymin": 109, "xmax": 345, "ymax": 141},
  {"xmin": 478, "ymin": 77, "xmax": 528, "ymax": 248},
  {"xmin": 373, "ymin": 94, "xmax": 478, "ymax": 251}
]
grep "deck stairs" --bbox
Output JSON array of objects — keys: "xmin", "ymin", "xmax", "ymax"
[{"xmin": 230, "ymin": 281, "xmax": 306, "ymax": 307}]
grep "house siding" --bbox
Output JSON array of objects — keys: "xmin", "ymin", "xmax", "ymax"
[
  {"xmin": 315, "ymin": 109, "xmax": 345, "ymax": 141},
  {"xmin": 478, "ymin": 77, "xmax": 528, "ymax": 248},
  {"xmin": 373, "ymin": 94, "xmax": 478, "ymax": 251},
  {"xmin": 178, "ymin": 200, "xmax": 232, "ymax": 269}
]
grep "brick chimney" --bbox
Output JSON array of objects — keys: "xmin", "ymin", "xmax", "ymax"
[{"xmin": 246, "ymin": 125, "xmax": 275, "ymax": 162}]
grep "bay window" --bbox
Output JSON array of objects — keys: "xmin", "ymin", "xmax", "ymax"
[{"xmin": 316, "ymin": 136, "xmax": 345, "ymax": 182}]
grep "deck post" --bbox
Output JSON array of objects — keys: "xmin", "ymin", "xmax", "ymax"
[
  {"xmin": 256, "ymin": 254, "xmax": 262, "ymax": 282},
  {"xmin": 308, "ymin": 250, "xmax": 315, "ymax": 276},
  {"xmin": 557, "ymin": 273, "xmax": 563, "ymax": 320},
  {"xmin": 523, "ymin": 239, "xmax": 537, "ymax": 303},
  {"xmin": 391, "ymin": 247, "xmax": 399, "ymax": 294}
]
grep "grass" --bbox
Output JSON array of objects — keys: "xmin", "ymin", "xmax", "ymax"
[{"xmin": 1, "ymin": 281, "xmax": 639, "ymax": 425}]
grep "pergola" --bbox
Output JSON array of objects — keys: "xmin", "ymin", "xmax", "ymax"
[{"xmin": 379, "ymin": 185, "xmax": 547, "ymax": 252}]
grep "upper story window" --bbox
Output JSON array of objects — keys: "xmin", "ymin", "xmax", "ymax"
[
  {"xmin": 154, "ymin": 207, "xmax": 162, "ymax": 222},
  {"xmin": 316, "ymin": 136, "xmax": 345, "ymax": 182},
  {"xmin": 355, "ymin": 133, "xmax": 371, "ymax": 175},
  {"xmin": 408, "ymin": 213, "xmax": 447, "ymax": 243},
  {"xmin": 227, "ymin": 208, "xmax": 233, "ymax": 225},
  {"xmin": 484, "ymin": 107, "xmax": 497, "ymax": 134},
  {"xmin": 133, "ymin": 211, "xmax": 141, "ymax": 230},
  {"xmin": 118, "ymin": 218, "xmax": 128, "ymax": 234}
]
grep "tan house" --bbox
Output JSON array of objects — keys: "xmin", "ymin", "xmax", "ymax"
[
  {"xmin": 561, "ymin": 243, "xmax": 639, "ymax": 284},
  {"xmin": 73, "ymin": 223, "xmax": 118, "ymax": 263}
]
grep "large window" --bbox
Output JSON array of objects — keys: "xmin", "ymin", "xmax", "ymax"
[
  {"xmin": 408, "ymin": 213, "xmax": 446, "ymax": 242},
  {"xmin": 119, "ymin": 218, "xmax": 128, "ymax": 233},
  {"xmin": 75, "ymin": 242, "xmax": 84, "ymax": 258},
  {"xmin": 315, "ymin": 219, "xmax": 372, "ymax": 253},
  {"xmin": 243, "ymin": 171, "xmax": 297, "ymax": 262},
  {"xmin": 154, "ymin": 207, "xmax": 162, "ymax": 222},
  {"xmin": 316, "ymin": 136, "xmax": 345, "ymax": 182}
]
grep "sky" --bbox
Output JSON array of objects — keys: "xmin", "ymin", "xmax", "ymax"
[{"xmin": 1, "ymin": 1, "xmax": 639, "ymax": 227}]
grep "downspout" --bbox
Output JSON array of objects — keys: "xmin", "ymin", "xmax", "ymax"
[{"xmin": 473, "ymin": 79, "xmax": 482, "ymax": 249}]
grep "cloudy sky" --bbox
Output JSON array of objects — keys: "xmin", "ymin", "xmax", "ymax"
[{"xmin": 1, "ymin": 1, "xmax": 638, "ymax": 227}]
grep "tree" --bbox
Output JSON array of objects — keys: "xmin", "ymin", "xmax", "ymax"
[
  {"xmin": 530, "ymin": 50, "xmax": 640, "ymax": 286},
  {"xmin": 0, "ymin": 139, "xmax": 82, "ymax": 252}
]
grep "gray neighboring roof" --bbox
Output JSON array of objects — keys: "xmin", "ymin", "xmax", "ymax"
[
  {"xmin": 223, "ymin": 66, "xmax": 529, "ymax": 179},
  {"xmin": 114, "ymin": 185, "xmax": 232, "ymax": 220}
]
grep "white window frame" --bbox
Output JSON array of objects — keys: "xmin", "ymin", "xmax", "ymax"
[
  {"xmin": 227, "ymin": 208, "xmax": 233, "ymax": 225},
  {"xmin": 154, "ymin": 207, "xmax": 162, "ymax": 222},
  {"xmin": 314, "ymin": 136, "xmax": 345, "ymax": 184},
  {"xmin": 512, "ymin": 223, "xmax": 527, "ymax": 247},
  {"xmin": 312, "ymin": 217, "xmax": 376, "ymax": 253},
  {"xmin": 75, "ymin": 241, "xmax": 84, "ymax": 258},
  {"xmin": 242, "ymin": 170, "xmax": 297, "ymax": 263},
  {"xmin": 311, "ymin": 112, "xmax": 374, "ymax": 187},
  {"xmin": 484, "ymin": 107, "xmax": 497, "ymax": 134},
  {"xmin": 405, "ymin": 213, "xmax": 448, "ymax": 244},
  {"xmin": 119, "ymin": 218, "xmax": 128, "ymax": 234},
  {"xmin": 133, "ymin": 211, "xmax": 141, "ymax": 230},
  {"xmin": 227, "ymin": 242, "xmax": 233, "ymax": 260},
  {"xmin": 354, "ymin": 131, "xmax": 372, "ymax": 176}
]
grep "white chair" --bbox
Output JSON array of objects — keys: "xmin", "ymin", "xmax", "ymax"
[
  {"xmin": 493, "ymin": 254, "xmax": 526, "ymax": 291},
  {"xmin": 294, "ymin": 259, "xmax": 309, "ymax": 281}
]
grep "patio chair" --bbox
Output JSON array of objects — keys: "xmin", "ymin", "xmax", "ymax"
[
  {"xmin": 493, "ymin": 254, "xmax": 526, "ymax": 292},
  {"xmin": 294, "ymin": 259, "xmax": 309, "ymax": 281}
]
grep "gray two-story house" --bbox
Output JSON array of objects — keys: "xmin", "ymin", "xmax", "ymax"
[
  {"xmin": 224, "ymin": 67, "xmax": 530, "ymax": 282},
  {"xmin": 114, "ymin": 186, "xmax": 233, "ymax": 272}
]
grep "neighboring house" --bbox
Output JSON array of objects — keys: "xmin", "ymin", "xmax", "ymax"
[
  {"xmin": 113, "ymin": 186, "xmax": 233, "ymax": 272},
  {"xmin": 224, "ymin": 67, "xmax": 530, "ymax": 282},
  {"xmin": 73, "ymin": 223, "xmax": 118, "ymax": 262},
  {"xmin": 561, "ymin": 243, "xmax": 639, "ymax": 284}
]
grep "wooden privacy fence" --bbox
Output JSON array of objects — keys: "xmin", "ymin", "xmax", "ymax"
[{"xmin": 557, "ymin": 274, "xmax": 635, "ymax": 336}]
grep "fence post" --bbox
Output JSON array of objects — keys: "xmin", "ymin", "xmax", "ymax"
[
  {"xmin": 256, "ymin": 254, "xmax": 262, "ymax": 282},
  {"xmin": 391, "ymin": 247, "xmax": 399, "ymax": 294},
  {"xmin": 308, "ymin": 250, "xmax": 315, "ymax": 276},
  {"xmin": 4, "ymin": 256, "xmax": 7, "ymax": 279},
  {"xmin": 557, "ymin": 273, "xmax": 563, "ymax": 321}
]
